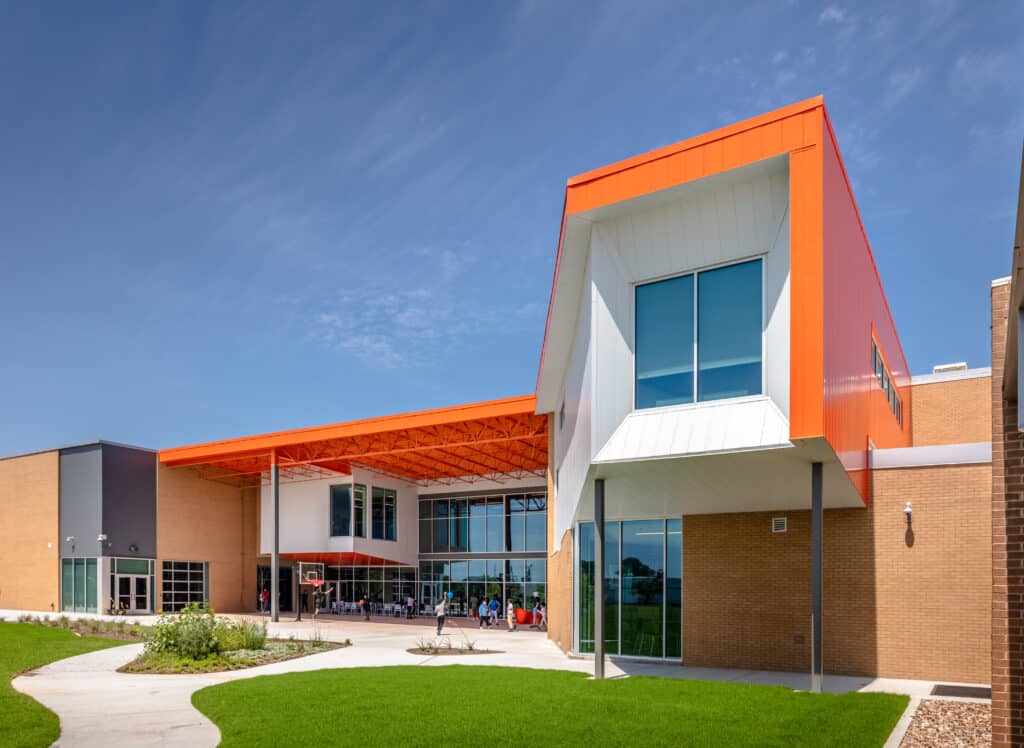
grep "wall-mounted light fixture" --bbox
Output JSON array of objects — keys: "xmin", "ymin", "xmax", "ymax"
[
  {"xmin": 97, "ymin": 533, "xmax": 108, "ymax": 544},
  {"xmin": 903, "ymin": 502, "xmax": 913, "ymax": 526},
  {"xmin": 128, "ymin": 544, "xmax": 138, "ymax": 553}
]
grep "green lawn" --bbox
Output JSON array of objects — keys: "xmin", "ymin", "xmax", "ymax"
[
  {"xmin": 0, "ymin": 623, "xmax": 127, "ymax": 748},
  {"xmin": 193, "ymin": 665, "xmax": 908, "ymax": 747}
]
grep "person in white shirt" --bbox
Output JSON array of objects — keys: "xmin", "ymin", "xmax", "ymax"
[
  {"xmin": 435, "ymin": 597, "xmax": 446, "ymax": 635},
  {"xmin": 506, "ymin": 600, "xmax": 517, "ymax": 631}
]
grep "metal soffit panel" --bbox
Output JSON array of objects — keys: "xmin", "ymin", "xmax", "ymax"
[{"xmin": 158, "ymin": 396, "xmax": 548, "ymax": 488}]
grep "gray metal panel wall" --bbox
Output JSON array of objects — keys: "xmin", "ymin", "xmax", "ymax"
[
  {"xmin": 59, "ymin": 445, "xmax": 103, "ymax": 558},
  {"xmin": 101, "ymin": 445, "xmax": 156, "ymax": 558}
]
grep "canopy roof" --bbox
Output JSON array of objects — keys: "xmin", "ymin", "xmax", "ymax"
[{"xmin": 158, "ymin": 395, "xmax": 548, "ymax": 487}]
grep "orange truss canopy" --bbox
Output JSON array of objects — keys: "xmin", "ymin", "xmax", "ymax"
[{"xmin": 158, "ymin": 395, "xmax": 549, "ymax": 488}]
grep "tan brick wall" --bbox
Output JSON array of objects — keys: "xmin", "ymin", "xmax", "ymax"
[
  {"xmin": 912, "ymin": 376, "xmax": 991, "ymax": 446},
  {"xmin": 991, "ymin": 280, "xmax": 1024, "ymax": 745},
  {"xmin": 683, "ymin": 464, "xmax": 991, "ymax": 681},
  {"xmin": 547, "ymin": 529, "xmax": 573, "ymax": 652},
  {"xmin": 156, "ymin": 464, "xmax": 254, "ymax": 613},
  {"xmin": 544, "ymin": 415, "xmax": 574, "ymax": 651},
  {"xmin": 0, "ymin": 451, "xmax": 60, "ymax": 611}
]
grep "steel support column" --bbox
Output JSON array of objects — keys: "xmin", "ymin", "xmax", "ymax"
[
  {"xmin": 594, "ymin": 478, "xmax": 605, "ymax": 680},
  {"xmin": 811, "ymin": 461, "xmax": 823, "ymax": 693},
  {"xmin": 271, "ymin": 450, "xmax": 280, "ymax": 623}
]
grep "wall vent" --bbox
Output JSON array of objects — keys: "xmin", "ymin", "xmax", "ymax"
[{"xmin": 772, "ymin": 517, "xmax": 787, "ymax": 533}]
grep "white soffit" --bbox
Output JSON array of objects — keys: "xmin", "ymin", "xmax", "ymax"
[
  {"xmin": 594, "ymin": 396, "xmax": 791, "ymax": 464},
  {"xmin": 872, "ymin": 442, "xmax": 992, "ymax": 469}
]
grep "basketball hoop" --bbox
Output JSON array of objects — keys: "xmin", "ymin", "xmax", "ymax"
[{"xmin": 310, "ymin": 578, "xmax": 324, "ymax": 588}]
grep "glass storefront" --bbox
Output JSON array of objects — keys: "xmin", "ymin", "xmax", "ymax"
[
  {"xmin": 577, "ymin": 518, "xmax": 682, "ymax": 659},
  {"xmin": 325, "ymin": 565, "xmax": 417, "ymax": 605},
  {"xmin": 61, "ymin": 557, "xmax": 98, "ymax": 613},
  {"xmin": 419, "ymin": 557, "xmax": 546, "ymax": 615}
]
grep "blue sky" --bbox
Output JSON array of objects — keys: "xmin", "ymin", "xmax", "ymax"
[{"xmin": 1, "ymin": 0, "xmax": 1021, "ymax": 455}]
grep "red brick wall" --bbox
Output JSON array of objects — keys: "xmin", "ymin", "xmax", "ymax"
[{"xmin": 991, "ymin": 279, "xmax": 1024, "ymax": 745}]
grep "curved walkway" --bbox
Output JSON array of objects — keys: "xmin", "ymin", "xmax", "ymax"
[
  {"xmin": 11, "ymin": 616, "xmax": 965, "ymax": 747},
  {"xmin": 12, "ymin": 620, "xmax": 592, "ymax": 747}
]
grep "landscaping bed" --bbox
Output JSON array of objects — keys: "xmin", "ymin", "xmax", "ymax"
[
  {"xmin": 7, "ymin": 614, "xmax": 147, "ymax": 641},
  {"xmin": 407, "ymin": 635, "xmax": 500, "ymax": 656},
  {"xmin": 121, "ymin": 638, "xmax": 345, "ymax": 673},
  {"xmin": 900, "ymin": 699, "xmax": 991, "ymax": 747},
  {"xmin": 120, "ymin": 603, "xmax": 348, "ymax": 674}
]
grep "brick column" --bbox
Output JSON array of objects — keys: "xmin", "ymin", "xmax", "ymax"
[{"xmin": 992, "ymin": 279, "xmax": 1024, "ymax": 746}]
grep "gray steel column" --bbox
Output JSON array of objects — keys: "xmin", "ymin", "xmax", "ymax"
[
  {"xmin": 594, "ymin": 478, "xmax": 605, "ymax": 680},
  {"xmin": 811, "ymin": 461, "xmax": 823, "ymax": 693},
  {"xmin": 271, "ymin": 452, "xmax": 280, "ymax": 623}
]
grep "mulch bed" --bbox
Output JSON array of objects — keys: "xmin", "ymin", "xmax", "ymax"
[
  {"xmin": 120, "ymin": 640, "xmax": 345, "ymax": 674},
  {"xmin": 900, "ymin": 699, "xmax": 991, "ymax": 747},
  {"xmin": 406, "ymin": 648, "xmax": 501, "ymax": 656}
]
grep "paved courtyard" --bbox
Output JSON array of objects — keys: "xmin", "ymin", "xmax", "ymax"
[{"xmin": 5, "ymin": 611, "xmax": 991, "ymax": 748}]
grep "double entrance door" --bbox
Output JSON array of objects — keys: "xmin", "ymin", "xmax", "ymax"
[{"xmin": 115, "ymin": 574, "xmax": 149, "ymax": 613}]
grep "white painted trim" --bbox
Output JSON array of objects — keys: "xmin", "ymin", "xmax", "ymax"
[
  {"xmin": 910, "ymin": 367, "xmax": 991, "ymax": 386},
  {"xmin": 871, "ymin": 442, "xmax": 991, "ymax": 469},
  {"xmin": 992, "ymin": 276, "xmax": 1011, "ymax": 287}
]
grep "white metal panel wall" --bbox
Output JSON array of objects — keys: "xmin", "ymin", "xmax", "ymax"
[
  {"xmin": 589, "ymin": 166, "xmax": 791, "ymax": 462},
  {"xmin": 259, "ymin": 470, "xmax": 419, "ymax": 565},
  {"xmin": 551, "ymin": 258, "xmax": 595, "ymax": 551},
  {"xmin": 349, "ymin": 468, "xmax": 419, "ymax": 565}
]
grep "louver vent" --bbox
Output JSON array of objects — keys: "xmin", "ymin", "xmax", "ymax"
[{"xmin": 772, "ymin": 517, "xmax": 787, "ymax": 533}]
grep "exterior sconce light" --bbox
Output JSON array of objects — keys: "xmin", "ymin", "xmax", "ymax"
[
  {"xmin": 97, "ymin": 533, "xmax": 108, "ymax": 543},
  {"xmin": 128, "ymin": 544, "xmax": 139, "ymax": 553},
  {"xmin": 903, "ymin": 502, "xmax": 912, "ymax": 526},
  {"xmin": 65, "ymin": 535, "xmax": 75, "ymax": 544}
]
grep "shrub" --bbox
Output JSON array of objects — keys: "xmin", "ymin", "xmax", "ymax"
[
  {"xmin": 237, "ymin": 619, "xmax": 267, "ymax": 650},
  {"xmin": 58, "ymin": 615, "xmax": 71, "ymax": 629},
  {"xmin": 146, "ymin": 603, "xmax": 219, "ymax": 659}
]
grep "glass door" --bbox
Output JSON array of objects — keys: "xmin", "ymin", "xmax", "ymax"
[
  {"xmin": 133, "ymin": 575, "xmax": 149, "ymax": 612},
  {"xmin": 115, "ymin": 575, "xmax": 150, "ymax": 613}
]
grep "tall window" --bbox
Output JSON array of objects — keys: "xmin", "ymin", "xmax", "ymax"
[
  {"xmin": 372, "ymin": 487, "xmax": 397, "ymax": 541},
  {"xmin": 353, "ymin": 484, "xmax": 366, "ymax": 537},
  {"xmin": 635, "ymin": 258, "xmax": 762, "ymax": 409},
  {"xmin": 329, "ymin": 485, "xmax": 351, "ymax": 536}
]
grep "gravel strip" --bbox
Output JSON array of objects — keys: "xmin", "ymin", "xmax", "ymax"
[{"xmin": 900, "ymin": 699, "xmax": 991, "ymax": 747}]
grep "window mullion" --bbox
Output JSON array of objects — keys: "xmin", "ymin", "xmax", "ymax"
[{"xmin": 692, "ymin": 270, "xmax": 699, "ymax": 403}]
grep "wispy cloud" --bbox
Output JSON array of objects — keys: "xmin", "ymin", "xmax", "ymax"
[
  {"xmin": 951, "ymin": 50, "xmax": 1012, "ymax": 91},
  {"xmin": 818, "ymin": 4, "xmax": 847, "ymax": 24},
  {"xmin": 884, "ymin": 66, "xmax": 927, "ymax": 108}
]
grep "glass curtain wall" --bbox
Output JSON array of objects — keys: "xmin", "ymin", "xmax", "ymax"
[
  {"xmin": 61, "ymin": 557, "xmax": 98, "ymax": 613},
  {"xmin": 577, "ymin": 519, "xmax": 682, "ymax": 659},
  {"xmin": 419, "ymin": 493, "xmax": 547, "ymax": 553}
]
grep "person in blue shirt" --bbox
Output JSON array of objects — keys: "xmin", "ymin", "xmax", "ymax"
[
  {"xmin": 478, "ymin": 600, "xmax": 489, "ymax": 628},
  {"xmin": 488, "ymin": 596, "xmax": 499, "ymax": 626}
]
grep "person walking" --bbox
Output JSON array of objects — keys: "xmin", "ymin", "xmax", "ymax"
[
  {"xmin": 478, "ymin": 599, "xmax": 489, "ymax": 628},
  {"xmin": 406, "ymin": 594, "xmax": 416, "ymax": 619},
  {"xmin": 435, "ymin": 596, "xmax": 447, "ymax": 636},
  {"xmin": 360, "ymin": 596, "xmax": 369, "ymax": 621},
  {"xmin": 259, "ymin": 587, "xmax": 269, "ymax": 616},
  {"xmin": 488, "ymin": 596, "xmax": 499, "ymax": 626},
  {"xmin": 506, "ymin": 600, "xmax": 517, "ymax": 632}
]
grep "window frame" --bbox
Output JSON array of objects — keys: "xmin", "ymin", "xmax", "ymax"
[
  {"xmin": 371, "ymin": 486, "xmax": 398, "ymax": 541},
  {"xmin": 633, "ymin": 255, "xmax": 766, "ymax": 412},
  {"xmin": 329, "ymin": 484, "xmax": 352, "ymax": 537},
  {"xmin": 353, "ymin": 483, "xmax": 367, "ymax": 537}
]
